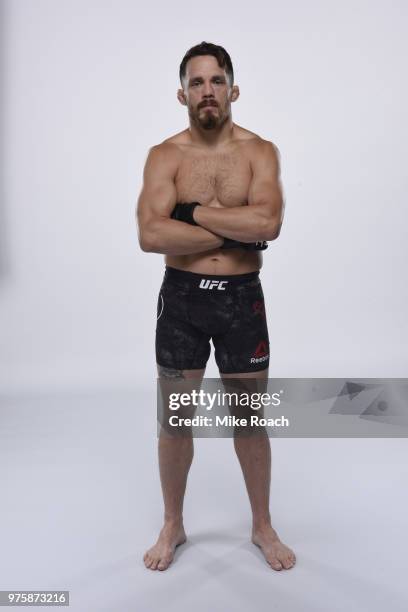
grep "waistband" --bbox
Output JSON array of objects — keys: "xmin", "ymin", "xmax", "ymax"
[{"xmin": 163, "ymin": 266, "xmax": 260, "ymax": 290}]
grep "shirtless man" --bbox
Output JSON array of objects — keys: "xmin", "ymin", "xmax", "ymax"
[{"xmin": 136, "ymin": 41, "xmax": 296, "ymax": 572}]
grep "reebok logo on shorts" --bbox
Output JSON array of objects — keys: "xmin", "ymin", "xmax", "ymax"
[
  {"xmin": 250, "ymin": 340, "xmax": 269, "ymax": 364},
  {"xmin": 199, "ymin": 279, "xmax": 228, "ymax": 290}
]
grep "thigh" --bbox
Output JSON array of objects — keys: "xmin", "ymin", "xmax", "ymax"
[
  {"xmin": 221, "ymin": 368, "xmax": 268, "ymax": 379},
  {"xmin": 213, "ymin": 280, "xmax": 270, "ymax": 375},
  {"xmin": 220, "ymin": 366, "xmax": 269, "ymax": 438},
  {"xmin": 157, "ymin": 365, "xmax": 206, "ymax": 380},
  {"xmin": 156, "ymin": 364, "xmax": 206, "ymax": 438},
  {"xmin": 155, "ymin": 282, "xmax": 211, "ymax": 372}
]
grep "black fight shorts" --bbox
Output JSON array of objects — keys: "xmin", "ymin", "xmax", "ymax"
[{"xmin": 155, "ymin": 266, "xmax": 270, "ymax": 374}]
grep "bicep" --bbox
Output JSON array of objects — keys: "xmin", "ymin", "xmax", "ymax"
[
  {"xmin": 136, "ymin": 145, "xmax": 178, "ymax": 227},
  {"xmin": 248, "ymin": 141, "xmax": 283, "ymax": 219}
]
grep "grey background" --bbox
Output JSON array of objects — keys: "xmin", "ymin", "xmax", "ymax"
[
  {"xmin": 1, "ymin": 1, "xmax": 408, "ymax": 611},
  {"xmin": 1, "ymin": 0, "xmax": 407, "ymax": 393}
]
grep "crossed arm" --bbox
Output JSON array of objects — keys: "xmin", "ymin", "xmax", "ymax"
[
  {"xmin": 136, "ymin": 140, "xmax": 284, "ymax": 256},
  {"xmin": 193, "ymin": 141, "xmax": 284, "ymax": 242}
]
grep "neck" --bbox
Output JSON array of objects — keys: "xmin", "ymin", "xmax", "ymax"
[{"xmin": 188, "ymin": 117, "xmax": 235, "ymax": 148}]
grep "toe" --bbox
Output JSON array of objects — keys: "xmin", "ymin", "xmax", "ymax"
[
  {"xmin": 287, "ymin": 551, "xmax": 296, "ymax": 565},
  {"xmin": 269, "ymin": 558, "xmax": 283, "ymax": 570},
  {"xmin": 150, "ymin": 558, "xmax": 160, "ymax": 570},
  {"xmin": 158, "ymin": 556, "xmax": 171, "ymax": 571}
]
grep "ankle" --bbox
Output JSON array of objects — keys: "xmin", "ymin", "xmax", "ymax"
[
  {"xmin": 252, "ymin": 516, "xmax": 272, "ymax": 532},
  {"xmin": 163, "ymin": 515, "xmax": 184, "ymax": 527}
]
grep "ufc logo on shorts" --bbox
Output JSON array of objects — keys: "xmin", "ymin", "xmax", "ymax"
[{"xmin": 199, "ymin": 279, "xmax": 228, "ymax": 290}]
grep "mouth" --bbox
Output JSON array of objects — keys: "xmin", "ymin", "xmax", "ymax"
[{"xmin": 200, "ymin": 103, "xmax": 217, "ymax": 109}]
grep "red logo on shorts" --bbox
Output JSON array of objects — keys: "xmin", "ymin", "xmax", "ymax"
[
  {"xmin": 254, "ymin": 340, "xmax": 268, "ymax": 357},
  {"xmin": 252, "ymin": 300, "xmax": 266, "ymax": 318},
  {"xmin": 250, "ymin": 340, "xmax": 269, "ymax": 364}
]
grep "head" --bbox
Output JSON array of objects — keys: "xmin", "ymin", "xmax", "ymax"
[{"xmin": 177, "ymin": 41, "xmax": 240, "ymax": 131}]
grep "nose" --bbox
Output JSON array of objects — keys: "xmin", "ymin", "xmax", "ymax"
[{"xmin": 202, "ymin": 80, "xmax": 215, "ymax": 97}]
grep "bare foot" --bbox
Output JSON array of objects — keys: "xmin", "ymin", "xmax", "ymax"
[
  {"xmin": 143, "ymin": 521, "xmax": 187, "ymax": 571},
  {"xmin": 252, "ymin": 524, "xmax": 296, "ymax": 570}
]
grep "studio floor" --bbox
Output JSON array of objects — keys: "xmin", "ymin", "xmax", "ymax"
[{"xmin": 1, "ymin": 388, "xmax": 407, "ymax": 612}]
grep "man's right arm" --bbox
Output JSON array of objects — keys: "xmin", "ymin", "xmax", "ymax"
[{"xmin": 136, "ymin": 144, "xmax": 224, "ymax": 255}]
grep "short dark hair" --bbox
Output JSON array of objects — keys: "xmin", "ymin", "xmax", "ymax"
[{"xmin": 179, "ymin": 41, "xmax": 234, "ymax": 87}]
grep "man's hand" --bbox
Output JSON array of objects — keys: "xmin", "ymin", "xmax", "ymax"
[{"xmin": 170, "ymin": 202, "xmax": 201, "ymax": 225}]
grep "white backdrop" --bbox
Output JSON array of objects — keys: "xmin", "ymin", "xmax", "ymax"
[{"xmin": 1, "ymin": 0, "xmax": 407, "ymax": 394}]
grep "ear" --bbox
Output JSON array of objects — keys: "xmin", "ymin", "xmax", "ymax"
[
  {"xmin": 177, "ymin": 88, "xmax": 187, "ymax": 106},
  {"xmin": 230, "ymin": 85, "xmax": 240, "ymax": 102}
]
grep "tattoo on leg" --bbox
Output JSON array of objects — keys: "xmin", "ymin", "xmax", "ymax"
[{"xmin": 158, "ymin": 366, "xmax": 185, "ymax": 380}]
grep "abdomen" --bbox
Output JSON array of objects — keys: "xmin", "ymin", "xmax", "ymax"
[{"xmin": 165, "ymin": 249, "xmax": 262, "ymax": 275}]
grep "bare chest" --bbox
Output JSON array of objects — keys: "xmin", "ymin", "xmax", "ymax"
[{"xmin": 175, "ymin": 150, "xmax": 252, "ymax": 207}]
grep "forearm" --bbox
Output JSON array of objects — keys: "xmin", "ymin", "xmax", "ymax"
[
  {"xmin": 194, "ymin": 204, "xmax": 278, "ymax": 242},
  {"xmin": 139, "ymin": 217, "xmax": 224, "ymax": 255}
]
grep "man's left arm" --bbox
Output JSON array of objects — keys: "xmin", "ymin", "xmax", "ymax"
[{"xmin": 193, "ymin": 140, "xmax": 284, "ymax": 242}]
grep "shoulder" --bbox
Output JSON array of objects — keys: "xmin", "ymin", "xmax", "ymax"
[
  {"xmin": 143, "ymin": 140, "xmax": 182, "ymax": 175},
  {"xmin": 246, "ymin": 137, "xmax": 281, "ymax": 175},
  {"xmin": 233, "ymin": 124, "xmax": 281, "ymax": 162},
  {"xmin": 162, "ymin": 128, "xmax": 190, "ymax": 146},
  {"xmin": 144, "ymin": 130, "xmax": 190, "ymax": 164},
  {"xmin": 249, "ymin": 136, "xmax": 281, "ymax": 162},
  {"xmin": 147, "ymin": 140, "xmax": 181, "ymax": 158}
]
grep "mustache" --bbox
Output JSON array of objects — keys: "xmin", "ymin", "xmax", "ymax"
[{"xmin": 198, "ymin": 101, "xmax": 218, "ymax": 109}]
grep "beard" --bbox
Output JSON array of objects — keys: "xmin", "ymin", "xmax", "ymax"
[{"xmin": 189, "ymin": 104, "xmax": 228, "ymax": 131}]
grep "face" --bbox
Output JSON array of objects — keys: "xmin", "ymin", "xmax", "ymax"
[{"xmin": 178, "ymin": 55, "xmax": 239, "ymax": 131}]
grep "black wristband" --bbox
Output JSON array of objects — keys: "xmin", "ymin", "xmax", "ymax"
[
  {"xmin": 221, "ymin": 238, "xmax": 247, "ymax": 249},
  {"xmin": 245, "ymin": 241, "xmax": 269, "ymax": 251},
  {"xmin": 222, "ymin": 239, "xmax": 268, "ymax": 251},
  {"xmin": 170, "ymin": 202, "xmax": 201, "ymax": 226}
]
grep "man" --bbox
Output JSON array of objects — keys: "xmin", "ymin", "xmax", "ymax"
[{"xmin": 136, "ymin": 41, "xmax": 296, "ymax": 572}]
